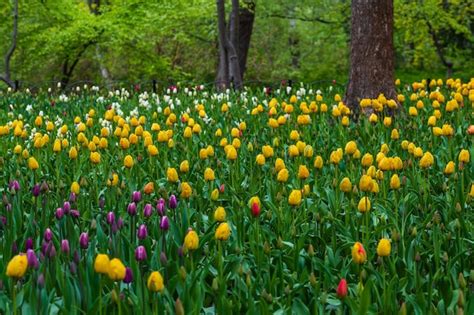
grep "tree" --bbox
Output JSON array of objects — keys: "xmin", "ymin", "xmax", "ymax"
[
  {"xmin": 344, "ymin": 0, "xmax": 397, "ymax": 114},
  {"xmin": 0, "ymin": 0, "xmax": 18, "ymax": 89},
  {"xmin": 216, "ymin": 0, "xmax": 255, "ymax": 90}
]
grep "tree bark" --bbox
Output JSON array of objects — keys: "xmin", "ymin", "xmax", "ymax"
[
  {"xmin": 237, "ymin": 1, "xmax": 255, "ymax": 79},
  {"xmin": 216, "ymin": 0, "xmax": 230, "ymax": 90},
  {"xmin": 0, "ymin": 0, "xmax": 19, "ymax": 89},
  {"xmin": 344, "ymin": 0, "xmax": 397, "ymax": 114},
  {"xmin": 227, "ymin": 0, "xmax": 243, "ymax": 90}
]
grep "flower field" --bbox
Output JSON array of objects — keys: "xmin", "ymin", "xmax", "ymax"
[{"xmin": 0, "ymin": 79, "xmax": 473, "ymax": 314}]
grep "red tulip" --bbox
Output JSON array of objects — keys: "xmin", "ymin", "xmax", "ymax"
[
  {"xmin": 251, "ymin": 202, "xmax": 260, "ymax": 217},
  {"xmin": 336, "ymin": 278, "xmax": 348, "ymax": 299}
]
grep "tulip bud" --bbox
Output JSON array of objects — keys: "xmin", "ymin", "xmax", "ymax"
[
  {"xmin": 40, "ymin": 181, "xmax": 49, "ymax": 193},
  {"xmin": 44, "ymin": 228, "xmax": 53, "ymax": 242},
  {"xmin": 127, "ymin": 202, "xmax": 137, "ymax": 216},
  {"xmin": 63, "ymin": 201, "xmax": 71, "ymax": 213},
  {"xmin": 25, "ymin": 238, "xmax": 33, "ymax": 251},
  {"xmin": 169, "ymin": 194, "xmax": 178, "ymax": 209},
  {"xmin": 27, "ymin": 249, "xmax": 39, "ymax": 268},
  {"xmin": 32, "ymin": 184, "xmax": 41, "ymax": 197},
  {"xmin": 175, "ymin": 298, "xmax": 184, "ymax": 315},
  {"xmin": 264, "ymin": 241, "xmax": 271, "ymax": 254},
  {"xmin": 179, "ymin": 266, "xmax": 187, "ymax": 280},
  {"xmin": 135, "ymin": 245, "xmax": 147, "ymax": 261},
  {"xmin": 219, "ymin": 184, "xmax": 225, "ymax": 193},
  {"xmin": 9, "ymin": 180, "xmax": 20, "ymax": 193},
  {"xmin": 132, "ymin": 191, "xmax": 141, "ymax": 203},
  {"xmin": 55, "ymin": 207, "xmax": 64, "ymax": 219},
  {"xmin": 70, "ymin": 262, "xmax": 77, "ymax": 274},
  {"xmin": 69, "ymin": 192, "xmax": 77, "ymax": 202},
  {"xmin": 143, "ymin": 203, "xmax": 153, "ymax": 217},
  {"xmin": 160, "ymin": 251, "xmax": 168, "ymax": 265},
  {"xmin": 307, "ymin": 244, "xmax": 315, "ymax": 256},
  {"xmin": 160, "ymin": 216, "xmax": 169, "ymax": 230},
  {"xmin": 251, "ymin": 202, "xmax": 260, "ymax": 217},
  {"xmin": 69, "ymin": 209, "xmax": 81, "ymax": 219},
  {"xmin": 309, "ymin": 272, "xmax": 317, "ymax": 287},
  {"xmin": 79, "ymin": 232, "xmax": 89, "ymax": 249},
  {"xmin": 98, "ymin": 196, "xmax": 105, "ymax": 209},
  {"xmin": 458, "ymin": 273, "xmax": 466, "ymax": 289},
  {"xmin": 37, "ymin": 273, "xmax": 45, "ymax": 288},
  {"xmin": 336, "ymin": 278, "xmax": 348, "ymax": 299},
  {"xmin": 137, "ymin": 224, "xmax": 148, "ymax": 240},
  {"xmin": 123, "ymin": 267, "xmax": 133, "ymax": 284},
  {"xmin": 106, "ymin": 211, "xmax": 115, "ymax": 225},
  {"xmin": 399, "ymin": 302, "xmax": 407, "ymax": 315},
  {"xmin": 212, "ymin": 278, "xmax": 219, "ymax": 291},
  {"xmin": 61, "ymin": 239, "xmax": 70, "ymax": 254},
  {"xmin": 157, "ymin": 198, "xmax": 165, "ymax": 216}
]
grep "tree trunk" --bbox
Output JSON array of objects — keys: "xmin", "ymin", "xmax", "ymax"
[
  {"xmin": 0, "ymin": 0, "xmax": 19, "ymax": 89},
  {"xmin": 344, "ymin": 0, "xmax": 397, "ymax": 114},
  {"xmin": 89, "ymin": 0, "xmax": 113, "ymax": 86},
  {"xmin": 216, "ymin": 0, "xmax": 230, "ymax": 90},
  {"xmin": 227, "ymin": 0, "xmax": 243, "ymax": 90},
  {"xmin": 237, "ymin": 1, "xmax": 255, "ymax": 79}
]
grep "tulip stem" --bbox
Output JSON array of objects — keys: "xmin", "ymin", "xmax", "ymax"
[
  {"xmin": 99, "ymin": 277, "xmax": 103, "ymax": 315},
  {"xmin": 12, "ymin": 282, "xmax": 16, "ymax": 315}
]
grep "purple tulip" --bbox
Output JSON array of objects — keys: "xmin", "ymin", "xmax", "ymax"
[
  {"xmin": 143, "ymin": 203, "xmax": 153, "ymax": 217},
  {"xmin": 99, "ymin": 196, "xmax": 105, "ymax": 209},
  {"xmin": 160, "ymin": 216, "xmax": 169, "ymax": 231},
  {"xmin": 70, "ymin": 262, "xmax": 77, "ymax": 274},
  {"xmin": 27, "ymin": 249, "xmax": 39, "ymax": 269},
  {"xmin": 111, "ymin": 222, "xmax": 118, "ymax": 234},
  {"xmin": 137, "ymin": 224, "xmax": 148, "ymax": 240},
  {"xmin": 32, "ymin": 184, "xmax": 41, "ymax": 197},
  {"xmin": 5, "ymin": 203, "xmax": 11, "ymax": 212},
  {"xmin": 135, "ymin": 245, "xmax": 147, "ymax": 261},
  {"xmin": 160, "ymin": 251, "xmax": 168, "ymax": 265},
  {"xmin": 43, "ymin": 241, "xmax": 56, "ymax": 258},
  {"xmin": 106, "ymin": 211, "xmax": 115, "ymax": 225},
  {"xmin": 40, "ymin": 181, "xmax": 49, "ymax": 193},
  {"xmin": 117, "ymin": 218, "xmax": 124, "ymax": 229},
  {"xmin": 79, "ymin": 232, "xmax": 89, "ymax": 249},
  {"xmin": 61, "ymin": 239, "xmax": 70, "ymax": 254},
  {"xmin": 12, "ymin": 242, "xmax": 18, "ymax": 255},
  {"xmin": 25, "ymin": 238, "xmax": 33, "ymax": 250},
  {"xmin": 132, "ymin": 191, "xmax": 141, "ymax": 203},
  {"xmin": 69, "ymin": 192, "xmax": 77, "ymax": 203},
  {"xmin": 73, "ymin": 250, "xmax": 81, "ymax": 264},
  {"xmin": 37, "ymin": 273, "xmax": 45, "ymax": 288},
  {"xmin": 55, "ymin": 207, "xmax": 64, "ymax": 219},
  {"xmin": 178, "ymin": 246, "xmax": 184, "ymax": 258},
  {"xmin": 44, "ymin": 228, "xmax": 53, "ymax": 242},
  {"xmin": 123, "ymin": 267, "xmax": 133, "ymax": 284},
  {"xmin": 0, "ymin": 216, "xmax": 6, "ymax": 226},
  {"xmin": 9, "ymin": 180, "xmax": 20, "ymax": 192},
  {"xmin": 169, "ymin": 194, "xmax": 177, "ymax": 209},
  {"xmin": 63, "ymin": 201, "xmax": 71, "ymax": 213},
  {"xmin": 127, "ymin": 202, "xmax": 137, "ymax": 216},
  {"xmin": 157, "ymin": 198, "xmax": 165, "ymax": 216},
  {"xmin": 70, "ymin": 210, "xmax": 80, "ymax": 218}
]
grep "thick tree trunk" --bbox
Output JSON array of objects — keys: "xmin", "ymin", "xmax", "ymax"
[
  {"xmin": 216, "ymin": 0, "xmax": 230, "ymax": 90},
  {"xmin": 237, "ymin": 2, "xmax": 255, "ymax": 79},
  {"xmin": 344, "ymin": 0, "xmax": 397, "ymax": 114},
  {"xmin": 1, "ymin": 0, "xmax": 19, "ymax": 89}
]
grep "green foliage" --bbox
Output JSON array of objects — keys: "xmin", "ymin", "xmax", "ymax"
[{"xmin": 0, "ymin": 0, "xmax": 472, "ymax": 88}]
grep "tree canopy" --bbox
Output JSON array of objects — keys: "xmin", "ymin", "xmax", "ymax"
[{"xmin": 0, "ymin": 0, "xmax": 472, "ymax": 88}]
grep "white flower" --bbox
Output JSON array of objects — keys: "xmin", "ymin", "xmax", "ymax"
[{"xmin": 286, "ymin": 86, "xmax": 292, "ymax": 94}]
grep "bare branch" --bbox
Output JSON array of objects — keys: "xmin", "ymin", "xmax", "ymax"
[{"xmin": 264, "ymin": 12, "xmax": 336, "ymax": 24}]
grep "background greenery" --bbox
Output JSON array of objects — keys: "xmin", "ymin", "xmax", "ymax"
[{"xmin": 0, "ymin": 0, "xmax": 473, "ymax": 88}]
